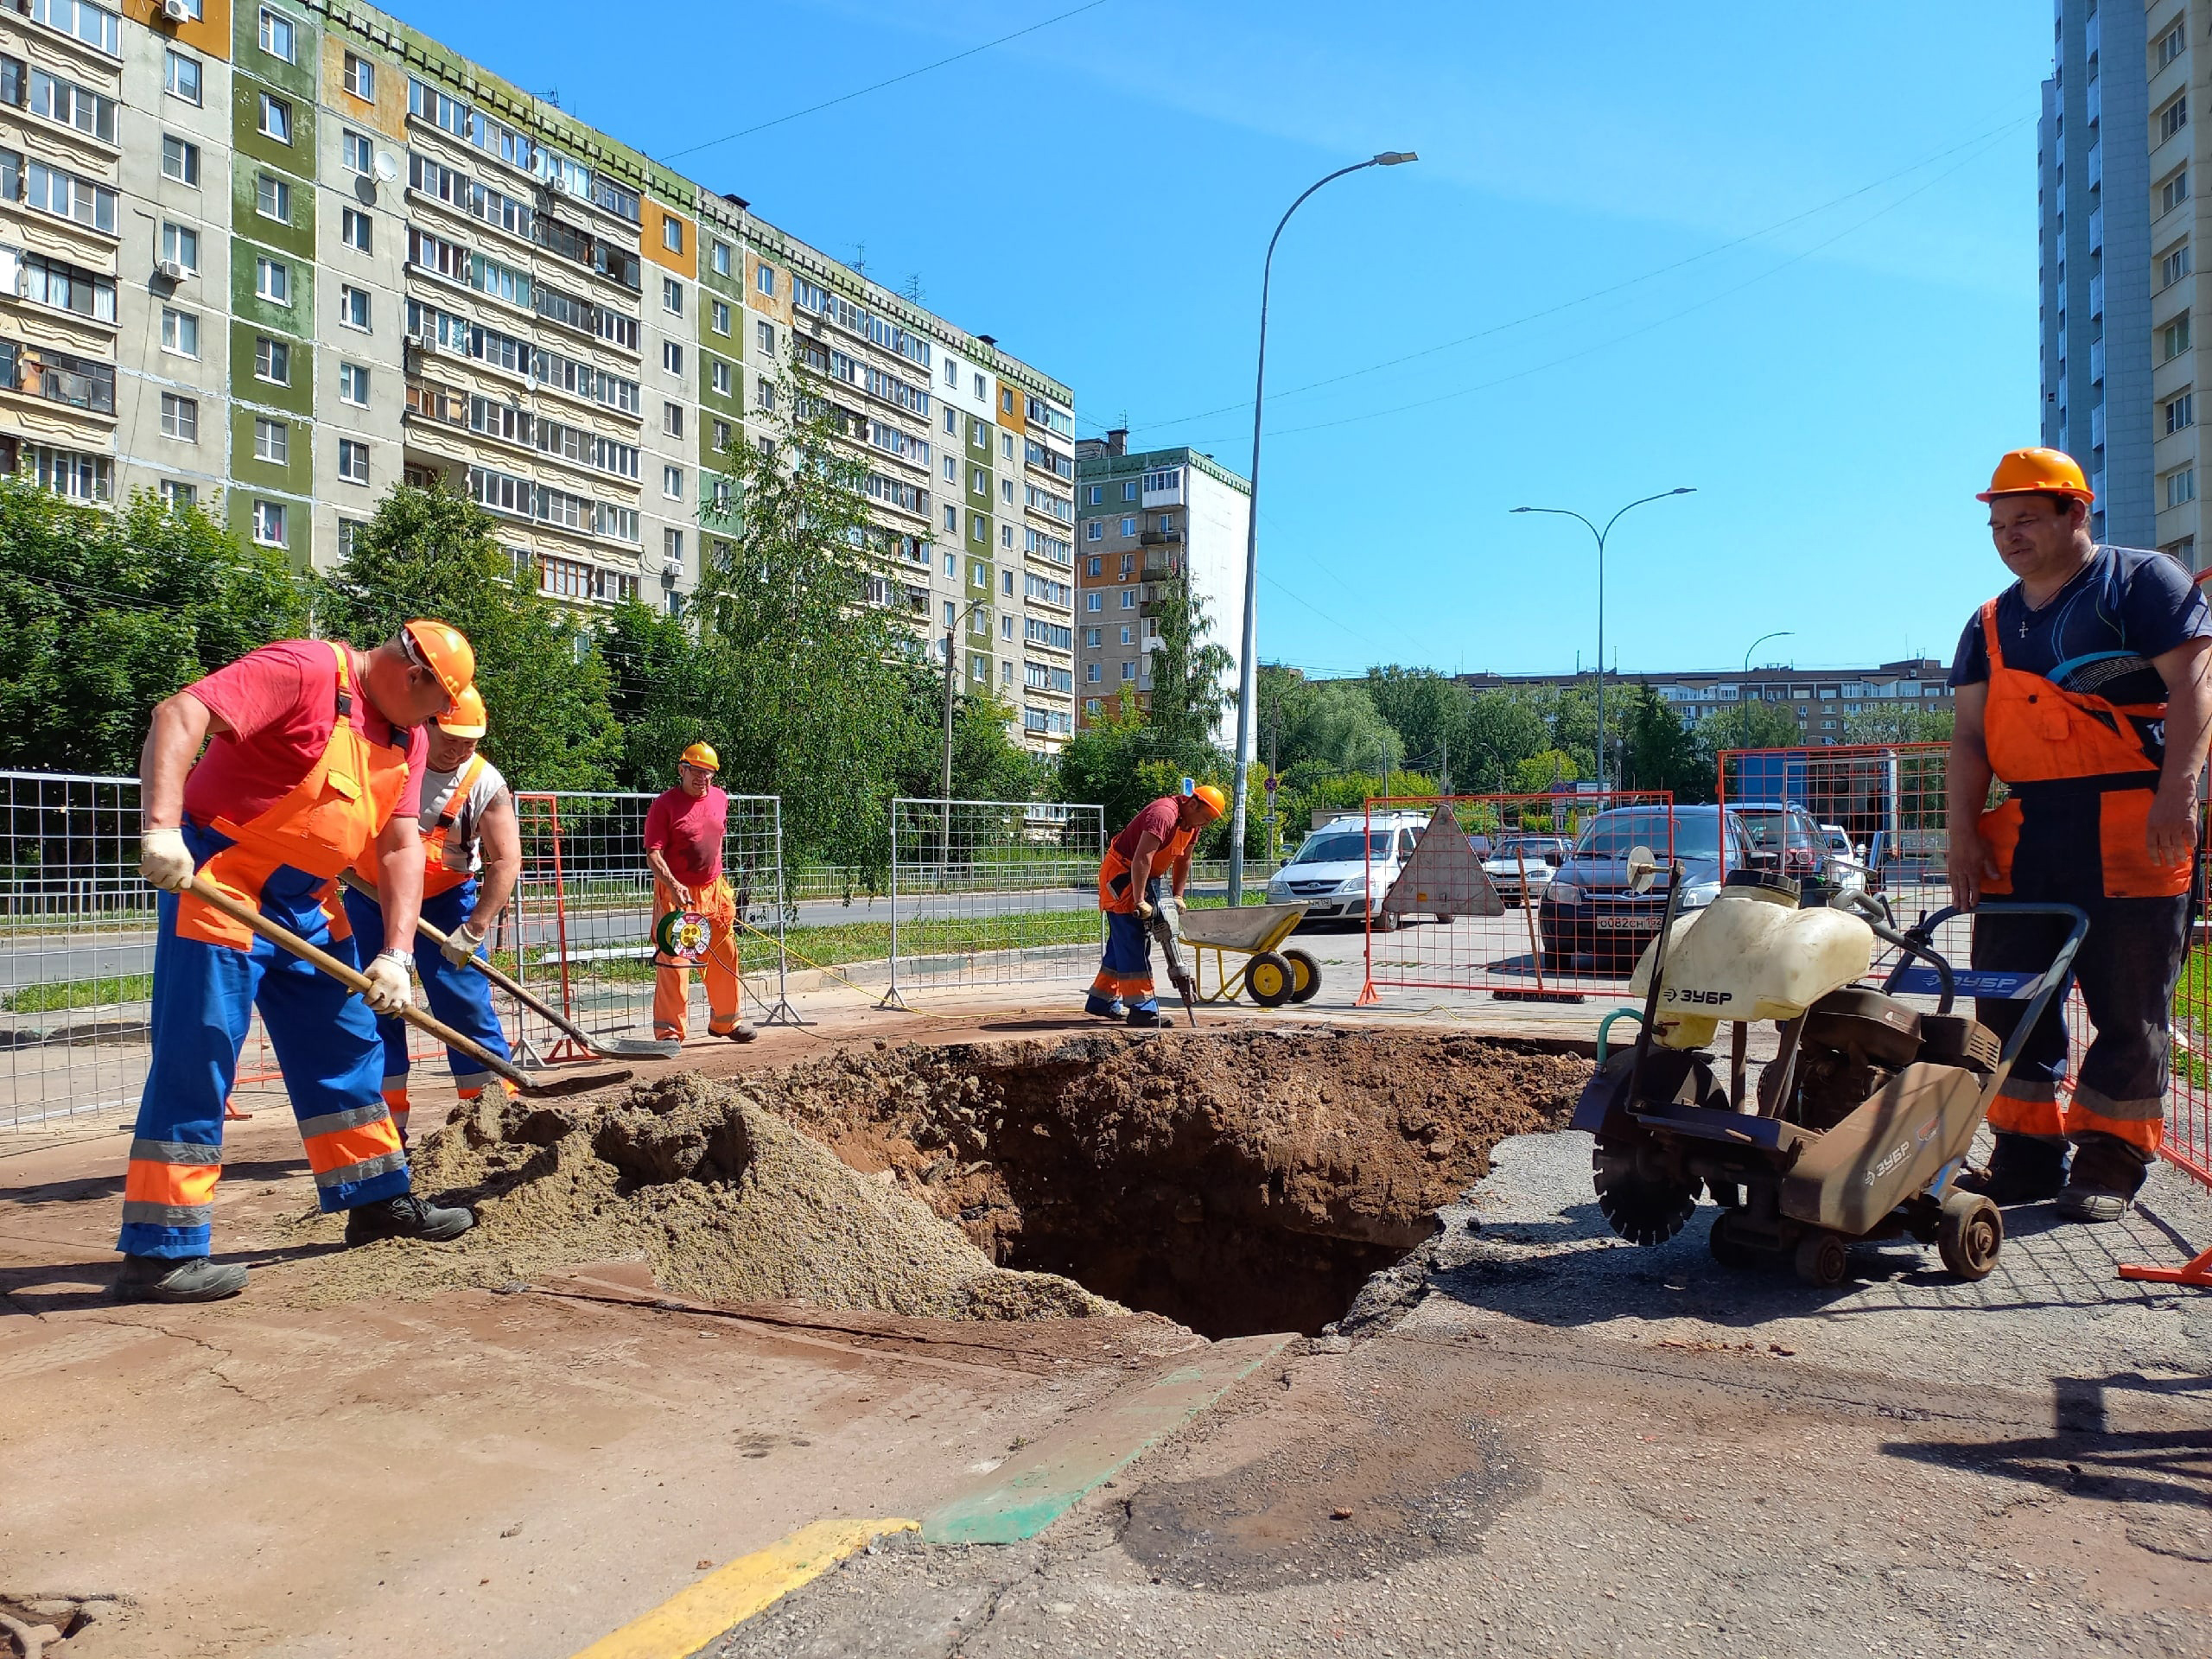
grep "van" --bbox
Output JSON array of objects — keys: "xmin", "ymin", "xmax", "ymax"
[{"xmin": 1265, "ymin": 810, "xmax": 1438, "ymax": 929}]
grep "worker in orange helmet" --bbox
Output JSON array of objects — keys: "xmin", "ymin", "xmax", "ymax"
[
  {"xmin": 1949, "ymin": 448, "xmax": 2212, "ymax": 1221},
  {"xmin": 118, "ymin": 621, "xmax": 480, "ymax": 1303},
  {"xmin": 645, "ymin": 741, "xmax": 757, "ymax": 1045},
  {"xmin": 341, "ymin": 684, "xmax": 522, "ymax": 1145},
  {"xmin": 1089, "ymin": 781, "xmax": 1227, "ymax": 1027}
]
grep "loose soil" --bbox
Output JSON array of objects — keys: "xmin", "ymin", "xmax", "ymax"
[{"xmin": 289, "ymin": 1028, "xmax": 1589, "ymax": 1339}]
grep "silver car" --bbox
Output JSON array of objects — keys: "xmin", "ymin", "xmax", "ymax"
[{"xmin": 1480, "ymin": 836, "xmax": 1572, "ymax": 906}]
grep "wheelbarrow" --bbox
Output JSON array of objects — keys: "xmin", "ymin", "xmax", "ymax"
[{"xmin": 1177, "ymin": 901, "xmax": 1321, "ymax": 1007}]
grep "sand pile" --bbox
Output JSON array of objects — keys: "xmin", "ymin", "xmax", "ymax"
[{"xmin": 284, "ymin": 1071, "xmax": 1117, "ymax": 1319}]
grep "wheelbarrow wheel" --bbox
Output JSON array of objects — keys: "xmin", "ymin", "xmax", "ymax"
[
  {"xmin": 1284, "ymin": 948, "xmax": 1322, "ymax": 1003},
  {"xmin": 1247, "ymin": 950, "xmax": 1296, "ymax": 1007}
]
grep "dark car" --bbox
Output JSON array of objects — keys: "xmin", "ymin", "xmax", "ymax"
[
  {"xmin": 1536, "ymin": 804, "xmax": 1753, "ymax": 977},
  {"xmin": 1730, "ymin": 801, "xmax": 1825, "ymax": 880}
]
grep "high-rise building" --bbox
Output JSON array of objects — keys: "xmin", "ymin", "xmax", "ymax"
[
  {"xmin": 0, "ymin": 0, "xmax": 1078, "ymax": 747},
  {"xmin": 1452, "ymin": 660, "xmax": 1955, "ymax": 748},
  {"xmin": 2038, "ymin": 0, "xmax": 2203, "ymax": 561},
  {"xmin": 1071, "ymin": 430, "xmax": 1249, "ymax": 737}
]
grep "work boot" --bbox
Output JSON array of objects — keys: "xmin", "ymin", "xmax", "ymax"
[
  {"xmin": 1957, "ymin": 1133, "xmax": 2068, "ymax": 1205},
  {"xmin": 2055, "ymin": 1133, "xmax": 2149, "ymax": 1224},
  {"xmin": 344, "ymin": 1193, "xmax": 476, "ymax": 1247},
  {"xmin": 712, "ymin": 1020, "xmax": 759, "ymax": 1043},
  {"xmin": 112, "ymin": 1255, "xmax": 248, "ymax": 1304},
  {"xmin": 1125, "ymin": 1005, "xmax": 1163, "ymax": 1029},
  {"xmin": 1084, "ymin": 994, "xmax": 1127, "ymax": 1020}
]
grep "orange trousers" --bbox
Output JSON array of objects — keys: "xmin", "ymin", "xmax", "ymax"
[{"xmin": 652, "ymin": 877, "xmax": 741, "ymax": 1040}]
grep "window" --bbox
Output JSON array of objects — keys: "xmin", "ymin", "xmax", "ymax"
[
  {"xmin": 344, "ymin": 51, "xmax": 375, "ymax": 100},
  {"xmin": 255, "ymin": 335, "xmax": 290, "ymax": 385},
  {"xmin": 663, "ymin": 276, "xmax": 683, "ymax": 314},
  {"xmin": 664, "ymin": 340, "xmax": 683, "ymax": 375},
  {"xmin": 756, "ymin": 263, "xmax": 776, "ymax": 296},
  {"xmin": 257, "ymin": 174, "xmax": 291, "ymax": 224},
  {"xmin": 1086, "ymin": 484, "xmax": 1103, "ymax": 505},
  {"xmin": 2164, "ymin": 242, "xmax": 2193, "ymax": 291},
  {"xmin": 2164, "ymin": 534, "xmax": 2197, "ymax": 566},
  {"xmin": 160, "ymin": 307, "xmax": 199, "ymax": 358},
  {"xmin": 1120, "ymin": 625, "xmax": 1134, "ymax": 645},
  {"xmin": 255, "ymin": 256, "xmax": 289, "ymax": 303},
  {"xmin": 1121, "ymin": 588, "xmax": 1136, "ymax": 610},
  {"xmin": 162, "ymin": 480, "xmax": 197, "ymax": 510},
  {"xmin": 341, "ymin": 207, "xmax": 372, "ymax": 252},
  {"xmin": 2160, "ymin": 18, "xmax": 2187, "ymax": 69},
  {"xmin": 663, "ymin": 401, "xmax": 683, "ymax": 437},
  {"xmin": 757, "ymin": 321, "xmax": 776, "ymax": 355},
  {"xmin": 163, "ymin": 49, "xmax": 201, "ymax": 105},
  {"xmin": 661, "ymin": 216, "xmax": 683, "ymax": 254},
  {"xmin": 254, "ymin": 418, "xmax": 289, "ymax": 465},
  {"xmin": 338, "ymin": 437, "xmax": 370, "ymax": 484},
  {"xmin": 973, "ymin": 372, "xmax": 985, "ymax": 400},
  {"xmin": 712, "ymin": 299, "xmax": 730, "ymax": 334},
  {"xmin": 259, "ymin": 7, "xmax": 295, "ymax": 62},
  {"xmin": 161, "ymin": 135, "xmax": 199, "ymax": 185},
  {"xmin": 2169, "ymin": 391, "xmax": 2196, "ymax": 434},
  {"xmin": 1001, "ymin": 524, "xmax": 1014, "ymax": 548},
  {"xmin": 24, "ymin": 162, "xmax": 115, "ymax": 232},
  {"xmin": 258, "ymin": 92, "xmax": 292, "ymax": 143},
  {"xmin": 2166, "ymin": 314, "xmax": 2193, "ymax": 360},
  {"xmin": 664, "ymin": 465, "xmax": 683, "ymax": 500},
  {"xmin": 341, "ymin": 130, "xmax": 372, "ymax": 175},
  {"xmin": 1086, "ymin": 556, "xmax": 1102, "ymax": 575},
  {"xmin": 2161, "ymin": 94, "xmax": 2189, "ymax": 146},
  {"xmin": 712, "ymin": 418, "xmax": 731, "ymax": 449},
  {"xmin": 971, "ymin": 514, "xmax": 987, "ymax": 543},
  {"xmin": 1120, "ymin": 516, "xmax": 1135, "ymax": 537},
  {"xmin": 252, "ymin": 499, "xmax": 287, "ymax": 546},
  {"xmin": 2164, "ymin": 167, "xmax": 2191, "ymax": 217},
  {"xmin": 27, "ymin": 67, "xmax": 118, "ymax": 142},
  {"xmin": 1123, "ymin": 480, "xmax": 1137, "ymax": 501},
  {"xmin": 22, "ymin": 254, "xmax": 114, "ymax": 321},
  {"xmin": 340, "ymin": 361, "xmax": 369, "ymax": 406},
  {"xmin": 1085, "ymin": 591, "xmax": 1102, "ymax": 613},
  {"xmin": 340, "ymin": 285, "xmax": 370, "ymax": 330},
  {"xmin": 160, "ymin": 392, "xmax": 198, "ymax": 442},
  {"xmin": 161, "ymin": 222, "xmax": 200, "ymax": 274},
  {"xmin": 1120, "ymin": 662, "xmax": 1135, "ymax": 683},
  {"xmin": 2171, "ymin": 467, "xmax": 2198, "ymax": 508},
  {"xmin": 944, "ymin": 505, "xmax": 957, "ymax": 532},
  {"xmin": 1085, "ymin": 522, "xmax": 1103, "ymax": 543},
  {"xmin": 1002, "ymin": 479, "xmax": 1014, "ymax": 504},
  {"xmin": 711, "ymin": 239, "xmax": 732, "ymax": 276},
  {"xmin": 711, "ymin": 359, "xmax": 732, "ymax": 397},
  {"xmin": 1084, "ymin": 663, "xmax": 1101, "ymax": 683},
  {"xmin": 27, "ymin": 0, "xmax": 121, "ymax": 54},
  {"xmin": 944, "ymin": 457, "xmax": 957, "ymax": 483}
]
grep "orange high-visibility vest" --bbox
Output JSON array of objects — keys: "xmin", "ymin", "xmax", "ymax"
[
  {"xmin": 418, "ymin": 753, "xmax": 491, "ymax": 898},
  {"xmin": 1097, "ymin": 808, "xmax": 1199, "ymax": 915}
]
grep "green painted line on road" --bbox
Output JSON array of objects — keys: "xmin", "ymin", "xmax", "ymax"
[{"xmin": 920, "ymin": 1332, "xmax": 1294, "ymax": 1546}]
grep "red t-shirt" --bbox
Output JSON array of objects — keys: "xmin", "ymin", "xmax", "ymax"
[
  {"xmin": 1111, "ymin": 796, "xmax": 1185, "ymax": 860},
  {"xmin": 645, "ymin": 785, "xmax": 728, "ymax": 889},
  {"xmin": 182, "ymin": 639, "xmax": 428, "ymax": 828}
]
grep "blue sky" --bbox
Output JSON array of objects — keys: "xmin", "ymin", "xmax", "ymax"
[{"xmin": 407, "ymin": 0, "xmax": 2050, "ymax": 681}]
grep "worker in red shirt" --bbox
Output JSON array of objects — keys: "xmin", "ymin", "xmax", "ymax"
[
  {"xmin": 119, "ymin": 623, "xmax": 480, "ymax": 1304},
  {"xmin": 1089, "ymin": 783, "xmax": 1227, "ymax": 1027},
  {"xmin": 645, "ymin": 741, "xmax": 756, "ymax": 1044}
]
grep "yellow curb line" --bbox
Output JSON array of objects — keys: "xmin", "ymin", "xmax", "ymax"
[{"xmin": 569, "ymin": 1516, "xmax": 918, "ymax": 1659}]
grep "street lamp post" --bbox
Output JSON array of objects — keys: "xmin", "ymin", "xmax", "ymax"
[
  {"xmin": 1226, "ymin": 150, "xmax": 1419, "ymax": 907},
  {"xmin": 1738, "ymin": 629, "xmax": 1795, "ymax": 749},
  {"xmin": 1509, "ymin": 489, "xmax": 1696, "ymax": 794}
]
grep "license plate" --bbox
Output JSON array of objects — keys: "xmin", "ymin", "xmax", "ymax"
[{"xmin": 1594, "ymin": 917, "xmax": 1656, "ymax": 931}]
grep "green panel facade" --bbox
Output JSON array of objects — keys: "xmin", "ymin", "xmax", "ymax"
[
  {"xmin": 227, "ymin": 403, "xmax": 314, "ymax": 497},
  {"xmin": 228, "ymin": 238, "xmax": 315, "ymax": 341},
  {"xmin": 226, "ymin": 320, "xmax": 315, "ymax": 416},
  {"xmin": 228, "ymin": 156, "xmax": 316, "ymax": 262},
  {"xmin": 234, "ymin": 0, "xmax": 319, "ymax": 101},
  {"xmin": 231, "ymin": 74, "xmax": 319, "ymax": 181}
]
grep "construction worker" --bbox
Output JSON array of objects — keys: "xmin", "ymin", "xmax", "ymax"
[
  {"xmin": 1948, "ymin": 448, "xmax": 2212, "ymax": 1221},
  {"xmin": 1088, "ymin": 782, "xmax": 1227, "ymax": 1027},
  {"xmin": 120, "ymin": 622, "xmax": 480, "ymax": 1303},
  {"xmin": 340, "ymin": 686, "xmax": 520, "ymax": 1145},
  {"xmin": 645, "ymin": 741, "xmax": 757, "ymax": 1045}
]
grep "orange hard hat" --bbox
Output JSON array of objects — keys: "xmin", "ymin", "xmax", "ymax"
[
  {"xmin": 434, "ymin": 685, "xmax": 486, "ymax": 740},
  {"xmin": 401, "ymin": 619, "xmax": 475, "ymax": 705},
  {"xmin": 680, "ymin": 741, "xmax": 720, "ymax": 772},
  {"xmin": 1191, "ymin": 784, "xmax": 1229, "ymax": 820},
  {"xmin": 1977, "ymin": 447, "xmax": 2094, "ymax": 505}
]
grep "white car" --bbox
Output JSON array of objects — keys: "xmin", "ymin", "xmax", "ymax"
[
  {"xmin": 1266, "ymin": 812, "xmax": 1435, "ymax": 929},
  {"xmin": 1819, "ymin": 823, "xmax": 1870, "ymax": 893},
  {"xmin": 1481, "ymin": 836, "xmax": 1572, "ymax": 906}
]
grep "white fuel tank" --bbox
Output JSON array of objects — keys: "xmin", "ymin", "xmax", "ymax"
[{"xmin": 1629, "ymin": 883, "xmax": 1875, "ymax": 1048}]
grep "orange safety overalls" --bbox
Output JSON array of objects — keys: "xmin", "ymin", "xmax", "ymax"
[
  {"xmin": 119, "ymin": 644, "xmax": 418, "ymax": 1259},
  {"xmin": 1972, "ymin": 598, "xmax": 2188, "ymax": 1154},
  {"xmin": 1090, "ymin": 804, "xmax": 1200, "ymax": 1008}
]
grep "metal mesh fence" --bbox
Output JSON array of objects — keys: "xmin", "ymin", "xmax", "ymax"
[
  {"xmin": 1715, "ymin": 743, "xmax": 1951, "ymax": 915},
  {"xmin": 878, "ymin": 798, "xmax": 1104, "ymax": 1007},
  {"xmin": 1350, "ymin": 791, "xmax": 1679, "ymax": 1004}
]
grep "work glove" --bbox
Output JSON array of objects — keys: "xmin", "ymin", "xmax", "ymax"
[
  {"xmin": 1135, "ymin": 898, "xmax": 1155, "ymax": 920},
  {"xmin": 362, "ymin": 950, "xmax": 413, "ymax": 1015},
  {"xmin": 440, "ymin": 920, "xmax": 486, "ymax": 968},
  {"xmin": 139, "ymin": 826, "xmax": 196, "ymax": 893}
]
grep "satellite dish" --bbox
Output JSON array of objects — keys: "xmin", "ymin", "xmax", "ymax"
[{"xmin": 372, "ymin": 152, "xmax": 398, "ymax": 184}]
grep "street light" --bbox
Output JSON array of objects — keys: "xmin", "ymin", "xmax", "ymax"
[
  {"xmin": 1509, "ymin": 488, "xmax": 1695, "ymax": 794},
  {"xmin": 1226, "ymin": 149, "xmax": 1419, "ymax": 906},
  {"xmin": 1736, "ymin": 629, "xmax": 1795, "ymax": 750}
]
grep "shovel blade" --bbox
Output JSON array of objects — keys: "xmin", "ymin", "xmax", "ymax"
[
  {"xmin": 518, "ymin": 1068, "xmax": 632, "ymax": 1099},
  {"xmin": 606, "ymin": 1038, "xmax": 683, "ymax": 1058}
]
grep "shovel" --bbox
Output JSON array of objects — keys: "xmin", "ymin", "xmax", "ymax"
[
  {"xmin": 340, "ymin": 873, "xmax": 679, "ymax": 1060},
  {"xmin": 186, "ymin": 875, "xmax": 632, "ymax": 1100}
]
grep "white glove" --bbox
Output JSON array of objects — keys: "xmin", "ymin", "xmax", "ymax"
[
  {"xmin": 362, "ymin": 950, "xmax": 413, "ymax": 1015},
  {"xmin": 440, "ymin": 921, "xmax": 486, "ymax": 968},
  {"xmin": 140, "ymin": 826, "xmax": 195, "ymax": 893}
]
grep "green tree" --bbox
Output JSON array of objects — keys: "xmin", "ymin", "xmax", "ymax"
[
  {"xmin": 1145, "ymin": 580, "xmax": 1234, "ymax": 758},
  {"xmin": 0, "ymin": 484, "xmax": 304, "ymax": 772},
  {"xmin": 1057, "ymin": 686, "xmax": 1160, "ymax": 833},
  {"xmin": 1514, "ymin": 749, "xmax": 1580, "ymax": 795},
  {"xmin": 311, "ymin": 483, "xmax": 620, "ymax": 789},
  {"xmin": 933, "ymin": 685, "xmax": 1051, "ymax": 803},
  {"xmin": 1703, "ymin": 696, "xmax": 1805, "ymax": 754},
  {"xmin": 1364, "ymin": 666, "xmax": 1470, "ymax": 781},
  {"xmin": 601, "ymin": 596, "xmax": 725, "ymax": 788},
  {"xmin": 1617, "ymin": 683, "xmax": 1714, "ymax": 802},
  {"xmin": 1278, "ymin": 679, "xmax": 1402, "ymax": 777},
  {"xmin": 1453, "ymin": 690, "xmax": 1550, "ymax": 791},
  {"xmin": 1842, "ymin": 705, "xmax": 1955, "ymax": 745}
]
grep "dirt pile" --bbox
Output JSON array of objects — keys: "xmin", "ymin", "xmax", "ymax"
[
  {"xmin": 286, "ymin": 1071, "xmax": 1117, "ymax": 1320},
  {"xmin": 741, "ymin": 1028, "xmax": 1591, "ymax": 1338}
]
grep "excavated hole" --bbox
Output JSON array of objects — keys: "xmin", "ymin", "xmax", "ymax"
[{"xmin": 758, "ymin": 1029, "xmax": 1592, "ymax": 1339}]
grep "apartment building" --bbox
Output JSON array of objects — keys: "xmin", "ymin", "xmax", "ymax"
[
  {"xmin": 1453, "ymin": 659, "xmax": 1955, "ymax": 746},
  {"xmin": 2038, "ymin": 0, "xmax": 2209, "ymax": 563},
  {"xmin": 0, "ymin": 0, "xmax": 1079, "ymax": 748},
  {"xmin": 1071, "ymin": 431, "xmax": 1249, "ymax": 737}
]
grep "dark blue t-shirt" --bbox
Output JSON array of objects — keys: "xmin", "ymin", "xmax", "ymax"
[{"xmin": 1950, "ymin": 544, "xmax": 2210, "ymax": 703}]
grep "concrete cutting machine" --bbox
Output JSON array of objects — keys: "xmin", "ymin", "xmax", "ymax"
[{"xmin": 1570, "ymin": 850, "xmax": 2086, "ymax": 1287}]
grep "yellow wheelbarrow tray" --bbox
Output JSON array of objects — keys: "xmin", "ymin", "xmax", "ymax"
[{"xmin": 1175, "ymin": 900, "xmax": 1322, "ymax": 1007}]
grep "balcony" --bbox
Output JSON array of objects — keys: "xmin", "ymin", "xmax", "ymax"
[
  {"xmin": 1139, "ymin": 528, "xmax": 1182, "ymax": 546},
  {"xmin": 2089, "ymin": 273, "xmax": 2103, "ymax": 318},
  {"xmin": 2090, "ymin": 339, "xmax": 2104, "ymax": 383},
  {"xmin": 0, "ymin": 341, "xmax": 115, "ymax": 416},
  {"xmin": 2088, "ymin": 207, "xmax": 2102, "ymax": 252}
]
